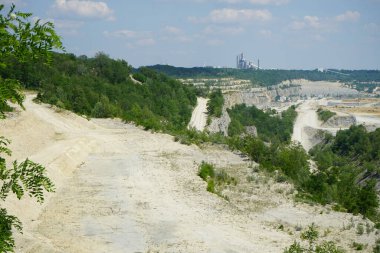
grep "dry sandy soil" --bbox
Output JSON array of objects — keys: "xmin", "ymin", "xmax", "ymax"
[
  {"xmin": 1, "ymin": 95, "xmax": 378, "ymax": 253},
  {"xmin": 188, "ymin": 97, "xmax": 209, "ymax": 131}
]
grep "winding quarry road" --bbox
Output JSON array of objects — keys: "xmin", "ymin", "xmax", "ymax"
[
  {"xmin": 188, "ymin": 97, "xmax": 209, "ymax": 131},
  {"xmin": 1, "ymin": 95, "xmax": 288, "ymax": 252},
  {"xmin": 292, "ymin": 100, "xmax": 320, "ymax": 151},
  {"xmin": 1, "ymin": 95, "xmax": 374, "ymax": 252}
]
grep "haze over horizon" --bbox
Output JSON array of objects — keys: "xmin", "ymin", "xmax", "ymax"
[{"xmin": 2, "ymin": 0, "xmax": 380, "ymax": 69}]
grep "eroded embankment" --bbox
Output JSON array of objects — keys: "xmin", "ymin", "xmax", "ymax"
[{"xmin": 1, "ymin": 95, "xmax": 377, "ymax": 253}]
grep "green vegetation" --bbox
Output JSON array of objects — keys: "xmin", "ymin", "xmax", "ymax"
[
  {"xmin": 373, "ymin": 239, "xmax": 380, "ymax": 253},
  {"xmin": 1, "ymin": 51, "xmax": 198, "ymax": 132},
  {"xmin": 226, "ymin": 104, "xmax": 379, "ymax": 221},
  {"xmin": 352, "ymin": 242, "xmax": 364, "ymax": 251},
  {"xmin": 317, "ymin": 108, "xmax": 336, "ymax": 122},
  {"xmin": 207, "ymin": 89, "xmax": 224, "ymax": 117},
  {"xmin": 227, "ymin": 104, "xmax": 297, "ymax": 143},
  {"xmin": 284, "ymin": 223, "xmax": 344, "ymax": 253},
  {"xmin": 149, "ymin": 65, "xmax": 380, "ymax": 89},
  {"xmin": 229, "ymin": 137, "xmax": 310, "ymax": 186},
  {"xmin": 198, "ymin": 162, "xmax": 236, "ymax": 199},
  {"xmin": 309, "ymin": 125, "xmax": 380, "ymax": 220},
  {"xmin": 0, "ymin": 4, "xmax": 60, "ymax": 252}
]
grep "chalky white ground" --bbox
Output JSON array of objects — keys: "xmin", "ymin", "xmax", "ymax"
[
  {"xmin": 188, "ymin": 97, "xmax": 209, "ymax": 131},
  {"xmin": 1, "ymin": 94, "xmax": 376, "ymax": 253}
]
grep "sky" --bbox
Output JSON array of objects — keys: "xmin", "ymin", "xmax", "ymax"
[{"xmin": 1, "ymin": 0, "xmax": 380, "ymax": 69}]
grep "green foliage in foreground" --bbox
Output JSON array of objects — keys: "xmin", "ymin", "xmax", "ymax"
[
  {"xmin": 0, "ymin": 4, "xmax": 60, "ymax": 251},
  {"xmin": 317, "ymin": 108, "xmax": 336, "ymax": 122},
  {"xmin": 0, "ymin": 138, "xmax": 54, "ymax": 251},
  {"xmin": 207, "ymin": 89, "xmax": 224, "ymax": 117},
  {"xmin": 284, "ymin": 224, "xmax": 344, "ymax": 253},
  {"xmin": 227, "ymin": 104, "xmax": 297, "ymax": 143}
]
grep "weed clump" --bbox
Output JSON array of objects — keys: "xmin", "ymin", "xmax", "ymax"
[{"xmin": 198, "ymin": 162, "xmax": 237, "ymax": 199}]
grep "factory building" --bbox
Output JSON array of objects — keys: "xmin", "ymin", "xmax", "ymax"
[{"xmin": 236, "ymin": 53, "xmax": 259, "ymax": 70}]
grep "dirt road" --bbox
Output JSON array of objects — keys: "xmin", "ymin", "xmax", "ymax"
[
  {"xmin": 292, "ymin": 99, "xmax": 321, "ymax": 151},
  {"xmin": 188, "ymin": 97, "xmax": 209, "ymax": 131},
  {"xmin": 1, "ymin": 95, "xmax": 376, "ymax": 253}
]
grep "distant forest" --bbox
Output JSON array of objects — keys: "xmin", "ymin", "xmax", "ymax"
[{"xmin": 148, "ymin": 65, "xmax": 380, "ymax": 89}]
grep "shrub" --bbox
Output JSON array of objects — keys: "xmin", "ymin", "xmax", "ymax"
[
  {"xmin": 198, "ymin": 162, "xmax": 215, "ymax": 181},
  {"xmin": 317, "ymin": 108, "xmax": 336, "ymax": 122}
]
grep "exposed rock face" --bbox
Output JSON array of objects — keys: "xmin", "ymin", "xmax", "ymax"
[
  {"xmin": 207, "ymin": 107, "xmax": 231, "ymax": 136},
  {"xmin": 357, "ymin": 171, "xmax": 380, "ymax": 192},
  {"xmin": 245, "ymin": 125, "xmax": 258, "ymax": 137},
  {"xmin": 322, "ymin": 115, "xmax": 356, "ymax": 128},
  {"xmin": 303, "ymin": 126, "xmax": 326, "ymax": 149},
  {"xmin": 224, "ymin": 86, "xmax": 301, "ymax": 109},
  {"xmin": 208, "ymin": 86, "xmax": 301, "ymax": 136}
]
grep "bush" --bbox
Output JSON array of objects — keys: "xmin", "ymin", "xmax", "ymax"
[
  {"xmin": 198, "ymin": 162, "xmax": 215, "ymax": 181},
  {"xmin": 207, "ymin": 179, "xmax": 215, "ymax": 193},
  {"xmin": 284, "ymin": 224, "xmax": 344, "ymax": 253},
  {"xmin": 198, "ymin": 162, "xmax": 236, "ymax": 197},
  {"xmin": 207, "ymin": 89, "xmax": 224, "ymax": 117},
  {"xmin": 317, "ymin": 108, "xmax": 336, "ymax": 122}
]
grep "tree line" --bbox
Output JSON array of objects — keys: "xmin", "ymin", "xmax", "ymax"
[
  {"xmin": 149, "ymin": 64, "xmax": 380, "ymax": 89},
  {"xmin": 1, "ymin": 52, "xmax": 198, "ymax": 132}
]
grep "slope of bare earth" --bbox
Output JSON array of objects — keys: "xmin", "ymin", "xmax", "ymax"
[
  {"xmin": 1, "ymin": 94, "xmax": 378, "ymax": 253},
  {"xmin": 188, "ymin": 97, "xmax": 209, "ymax": 131}
]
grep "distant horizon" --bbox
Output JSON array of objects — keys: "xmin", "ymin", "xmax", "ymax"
[
  {"xmin": 145, "ymin": 63, "xmax": 380, "ymax": 71},
  {"xmin": 10, "ymin": 0, "xmax": 379, "ymax": 70}
]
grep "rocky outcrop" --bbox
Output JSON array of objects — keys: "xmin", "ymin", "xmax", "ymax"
[
  {"xmin": 322, "ymin": 115, "xmax": 356, "ymax": 128},
  {"xmin": 207, "ymin": 107, "xmax": 231, "ymax": 136},
  {"xmin": 245, "ymin": 126, "xmax": 258, "ymax": 137},
  {"xmin": 303, "ymin": 126, "xmax": 326, "ymax": 149},
  {"xmin": 224, "ymin": 86, "xmax": 301, "ymax": 109}
]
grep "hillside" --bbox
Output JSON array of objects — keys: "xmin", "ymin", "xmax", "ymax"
[
  {"xmin": 1, "ymin": 53, "xmax": 198, "ymax": 131},
  {"xmin": 1, "ymin": 95, "xmax": 378, "ymax": 252},
  {"xmin": 148, "ymin": 65, "xmax": 380, "ymax": 90}
]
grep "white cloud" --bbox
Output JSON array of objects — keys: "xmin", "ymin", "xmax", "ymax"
[
  {"xmin": 203, "ymin": 25, "xmax": 244, "ymax": 35},
  {"xmin": 169, "ymin": 0, "xmax": 289, "ymax": 5},
  {"xmin": 210, "ymin": 8, "xmax": 272, "ymax": 23},
  {"xmin": 161, "ymin": 26, "xmax": 193, "ymax": 43},
  {"xmin": 164, "ymin": 26, "xmax": 183, "ymax": 35},
  {"xmin": 104, "ymin": 30, "xmax": 152, "ymax": 39},
  {"xmin": 335, "ymin": 11, "xmax": 360, "ymax": 22},
  {"xmin": 290, "ymin": 16, "xmax": 321, "ymax": 30},
  {"xmin": 259, "ymin": 29, "xmax": 272, "ymax": 37},
  {"xmin": 104, "ymin": 29, "xmax": 155, "ymax": 47},
  {"xmin": 191, "ymin": 8, "xmax": 272, "ymax": 24},
  {"xmin": 304, "ymin": 16, "xmax": 320, "ymax": 29},
  {"xmin": 53, "ymin": 0, "xmax": 114, "ymax": 20},
  {"xmin": 248, "ymin": 0, "xmax": 289, "ymax": 5},
  {"xmin": 32, "ymin": 16, "xmax": 84, "ymax": 35},
  {"xmin": 136, "ymin": 38, "xmax": 156, "ymax": 46},
  {"xmin": 206, "ymin": 39, "xmax": 224, "ymax": 46},
  {"xmin": 290, "ymin": 20, "xmax": 306, "ymax": 30}
]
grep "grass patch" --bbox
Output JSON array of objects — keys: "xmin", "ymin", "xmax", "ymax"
[
  {"xmin": 317, "ymin": 108, "xmax": 336, "ymax": 122},
  {"xmin": 198, "ymin": 162, "xmax": 237, "ymax": 199}
]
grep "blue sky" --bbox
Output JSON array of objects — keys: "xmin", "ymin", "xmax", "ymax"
[{"xmin": 2, "ymin": 0, "xmax": 380, "ymax": 69}]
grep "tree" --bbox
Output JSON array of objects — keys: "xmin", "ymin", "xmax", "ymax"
[{"xmin": 0, "ymin": 4, "xmax": 63, "ymax": 252}]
